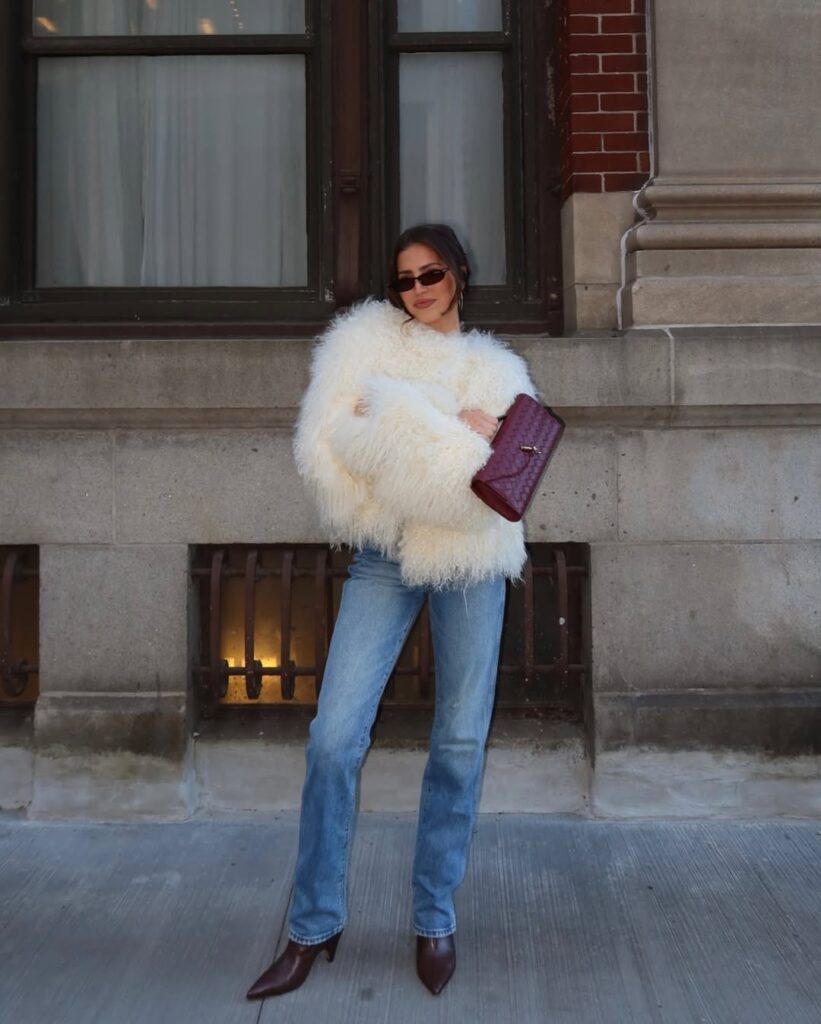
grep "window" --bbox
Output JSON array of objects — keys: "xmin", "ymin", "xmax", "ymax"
[{"xmin": 0, "ymin": 1, "xmax": 561, "ymax": 331}]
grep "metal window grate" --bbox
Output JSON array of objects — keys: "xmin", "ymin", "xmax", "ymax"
[
  {"xmin": 0, "ymin": 546, "xmax": 39, "ymax": 705},
  {"xmin": 191, "ymin": 543, "xmax": 588, "ymax": 718}
]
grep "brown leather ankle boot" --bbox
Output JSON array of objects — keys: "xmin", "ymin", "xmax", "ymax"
[
  {"xmin": 246, "ymin": 931, "xmax": 342, "ymax": 999},
  {"xmin": 416, "ymin": 934, "xmax": 456, "ymax": 995}
]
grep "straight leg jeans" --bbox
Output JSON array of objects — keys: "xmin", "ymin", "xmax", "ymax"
[{"xmin": 287, "ymin": 545, "xmax": 506, "ymax": 944}]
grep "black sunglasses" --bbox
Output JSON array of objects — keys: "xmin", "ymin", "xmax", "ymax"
[{"xmin": 391, "ymin": 267, "xmax": 450, "ymax": 293}]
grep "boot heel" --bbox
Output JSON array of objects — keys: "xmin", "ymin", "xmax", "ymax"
[{"xmin": 324, "ymin": 931, "xmax": 342, "ymax": 962}]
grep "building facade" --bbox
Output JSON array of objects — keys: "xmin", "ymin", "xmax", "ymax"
[{"xmin": 1, "ymin": 0, "xmax": 819, "ymax": 819}]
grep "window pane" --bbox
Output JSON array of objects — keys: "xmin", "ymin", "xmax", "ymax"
[
  {"xmin": 397, "ymin": 0, "xmax": 501, "ymax": 33},
  {"xmin": 33, "ymin": 0, "xmax": 304, "ymax": 36},
  {"xmin": 37, "ymin": 56, "xmax": 307, "ymax": 287},
  {"xmin": 399, "ymin": 53, "xmax": 505, "ymax": 285}
]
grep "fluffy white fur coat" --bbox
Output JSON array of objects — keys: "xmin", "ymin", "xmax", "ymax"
[{"xmin": 293, "ymin": 299, "xmax": 538, "ymax": 589}]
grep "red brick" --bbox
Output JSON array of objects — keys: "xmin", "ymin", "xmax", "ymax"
[
  {"xmin": 638, "ymin": 151, "xmax": 651, "ymax": 173},
  {"xmin": 569, "ymin": 15, "xmax": 599, "ymax": 33},
  {"xmin": 635, "ymin": 111, "xmax": 649, "ymax": 131},
  {"xmin": 600, "ymin": 92, "xmax": 646, "ymax": 111},
  {"xmin": 601, "ymin": 14, "xmax": 646, "ymax": 32},
  {"xmin": 632, "ymin": 0, "xmax": 646, "ymax": 13},
  {"xmin": 569, "ymin": 173, "xmax": 604, "ymax": 193},
  {"xmin": 571, "ymin": 111, "xmax": 634, "ymax": 132},
  {"xmin": 572, "ymin": 132, "xmax": 603, "ymax": 151},
  {"xmin": 572, "ymin": 0, "xmax": 632, "ymax": 13},
  {"xmin": 569, "ymin": 93, "xmax": 600, "ymax": 113},
  {"xmin": 603, "ymin": 131, "xmax": 649, "ymax": 151},
  {"xmin": 601, "ymin": 53, "xmax": 646, "ymax": 73},
  {"xmin": 570, "ymin": 34, "xmax": 634, "ymax": 53},
  {"xmin": 604, "ymin": 172, "xmax": 646, "ymax": 191},
  {"xmin": 570, "ymin": 53, "xmax": 600, "ymax": 74},
  {"xmin": 637, "ymin": 72, "xmax": 648, "ymax": 90},
  {"xmin": 571, "ymin": 151, "xmax": 639, "ymax": 173},
  {"xmin": 571, "ymin": 72, "xmax": 635, "ymax": 93},
  {"xmin": 636, "ymin": 34, "xmax": 647, "ymax": 53}
]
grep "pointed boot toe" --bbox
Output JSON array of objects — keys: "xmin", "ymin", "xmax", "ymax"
[
  {"xmin": 416, "ymin": 934, "xmax": 456, "ymax": 995},
  {"xmin": 246, "ymin": 932, "xmax": 341, "ymax": 1000}
]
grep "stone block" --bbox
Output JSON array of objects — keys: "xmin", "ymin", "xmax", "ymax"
[
  {"xmin": 626, "ymin": 274, "xmax": 821, "ymax": 328},
  {"xmin": 525, "ymin": 428, "xmax": 617, "ymax": 542},
  {"xmin": 477, "ymin": 743, "xmax": 589, "ymax": 815},
  {"xmin": 595, "ymin": 690, "xmax": 821, "ymax": 756},
  {"xmin": 40, "ymin": 544, "xmax": 189, "ymax": 694},
  {"xmin": 194, "ymin": 737, "xmax": 590, "ymax": 815},
  {"xmin": 30, "ymin": 750, "xmax": 191, "ymax": 820},
  {"xmin": 513, "ymin": 333, "xmax": 670, "ymax": 408},
  {"xmin": 589, "ymin": 542, "xmax": 821, "ymax": 693},
  {"xmin": 561, "ymin": 191, "xmax": 636, "ymax": 285},
  {"xmin": 629, "ymin": 249, "xmax": 821, "ymax": 280},
  {"xmin": 0, "ymin": 338, "xmax": 311, "ymax": 410},
  {"xmin": 114, "ymin": 430, "xmax": 322, "ymax": 543},
  {"xmin": 564, "ymin": 284, "xmax": 620, "ymax": 331},
  {"xmin": 591, "ymin": 749, "xmax": 821, "ymax": 819},
  {"xmin": 34, "ymin": 693, "xmax": 187, "ymax": 758},
  {"xmin": 654, "ymin": 0, "xmax": 821, "ymax": 177},
  {"xmin": 0, "ymin": 746, "xmax": 33, "ymax": 810},
  {"xmin": 0, "ymin": 431, "xmax": 112, "ymax": 543},
  {"xmin": 671, "ymin": 329, "xmax": 821, "ymax": 407},
  {"xmin": 617, "ymin": 428, "xmax": 821, "ymax": 541}
]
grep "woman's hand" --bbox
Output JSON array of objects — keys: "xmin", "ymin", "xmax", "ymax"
[
  {"xmin": 458, "ymin": 408, "xmax": 500, "ymax": 441},
  {"xmin": 354, "ymin": 398, "xmax": 369, "ymax": 417}
]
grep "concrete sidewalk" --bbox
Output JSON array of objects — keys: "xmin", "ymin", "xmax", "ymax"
[{"xmin": 1, "ymin": 814, "xmax": 820, "ymax": 1024}]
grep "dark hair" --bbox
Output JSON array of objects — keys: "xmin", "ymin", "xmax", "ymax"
[{"xmin": 385, "ymin": 223, "xmax": 471, "ymax": 317}]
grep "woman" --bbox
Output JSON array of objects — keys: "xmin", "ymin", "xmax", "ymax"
[{"xmin": 247, "ymin": 224, "xmax": 538, "ymax": 999}]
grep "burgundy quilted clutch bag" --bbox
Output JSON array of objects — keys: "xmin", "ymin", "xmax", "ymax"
[{"xmin": 470, "ymin": 393, "xmax": 565, "ymax": 522}]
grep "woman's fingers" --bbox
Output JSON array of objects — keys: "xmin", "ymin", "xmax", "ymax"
[
  {"xmin": 458, "ymin": 408, "xmax": 499, "ymax": 440},
  {"xmin": 354, "ymin": 398, "xmax": 369, "ymax": 417}
]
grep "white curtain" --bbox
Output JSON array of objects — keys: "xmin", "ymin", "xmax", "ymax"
[
  {"xmin": 33, "ymin": 0, "xmax": 304, "ymax": 35},
  {"xmin": 399, "ymin": 52, "xmax": 506, "ymax": 285},
  {"xmin": 35, "ymin": 1, "xmax": 307, "ymax": 287},
  {"xmin": 397, "ymin": 0, "xmax": 501, "ymax": 34}
]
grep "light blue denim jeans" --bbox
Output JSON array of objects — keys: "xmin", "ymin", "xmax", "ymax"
[{"xmin": 287, "ymin": 544, "xmax": 506, "ymax": 944}]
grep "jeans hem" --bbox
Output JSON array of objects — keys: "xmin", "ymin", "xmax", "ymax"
[
  {"xmin": 414, "ymin": 924, "xmax": 456, "ymax": 939},
  {"xmin": 288, "ymin": 923, "xmax": 346, "ymax": 946}
]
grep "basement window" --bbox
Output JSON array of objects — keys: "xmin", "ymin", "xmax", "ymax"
[{"xmin": 191, "ymin": 543, "xmax": 588, "ymax": 721}]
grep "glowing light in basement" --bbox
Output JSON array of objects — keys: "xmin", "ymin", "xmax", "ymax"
[
  {"xmin": 198, "ymin": 17, "xmax": 216, "ymax": 34},
  {"xmin": 145, "ymin": 0, "xmax": 159, "ymax": 9},
  {"xmin": 35, "ymin": 16, "xmax": 58, "ymax": 32}
]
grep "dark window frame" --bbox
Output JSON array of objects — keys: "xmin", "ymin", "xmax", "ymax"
[{"xmin": 0, "ymin": 0, "xmax": 562, "ymax": 336}]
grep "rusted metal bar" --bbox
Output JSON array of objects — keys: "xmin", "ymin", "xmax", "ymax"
[
  {"xmin": 314, "ymin": 547, "xmax": 329, "ymax": 698},
  {"xmin": 418, "ymin": 602, "xmax": 431, "ymax": 700},
  {"xmin": 1, "ymin": 549, "xmax": 36, "ymax": 698},
  {"xmin": 243, "ymin": 549, "xmax": 263, "ymax": 699},
  {"xmin": 553, "ymin": 547, "xmax": 570, "ymax": 677},
  {"xmin": 191, "ymin": 565, "xmax": 348, "ymax": 580},
  {"xmin": 280, "ymin": 549, "xmax": 296, "ymax": 699},
  {"xmin": 523, "ymin": 553, "xmax": 535, "ymax": 685},
  {"xmin": 208, "ymin": 549, "xmax": 229, "ymax": 703}
]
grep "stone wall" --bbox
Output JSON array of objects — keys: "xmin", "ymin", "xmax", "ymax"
[
  {"xmin": 1, "ymin": 327, "xmax": 818, "ymax": 817},
  {"xmin": 622, "ymin": 0, "xmax": 821, "ymax": 326}
]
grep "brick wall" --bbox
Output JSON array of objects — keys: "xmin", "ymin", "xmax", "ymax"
[{"xmin": 558, "ymin": 0, "xmax": 650, "ymax": 199}]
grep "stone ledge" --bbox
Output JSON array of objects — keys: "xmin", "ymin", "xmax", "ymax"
[
  {"xmin": 192, "ymin": 733, "xmax": 591, "ymax": 816},
  {"xmin": 592, "ymin": 749, "xmax": 821, "ymax": 819},
  {"xmin": 34, "ymin": 692, "xmax": 188, "ymax": 758},
  {"xmin": 3, "ymin": 329, "xmax": 821, "ymax": 411},
  {"xmin": 595, "ymin": 689, "xmax": 821, "ymax": 756},
  {"xmin": 3, "ymin": 404, "xmax": 821, "ymax": 431}
]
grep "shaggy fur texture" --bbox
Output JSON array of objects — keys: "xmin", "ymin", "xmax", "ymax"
[{"xmin": 293, "ymin": 299, "xmax": 539, "ymax": 589}]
